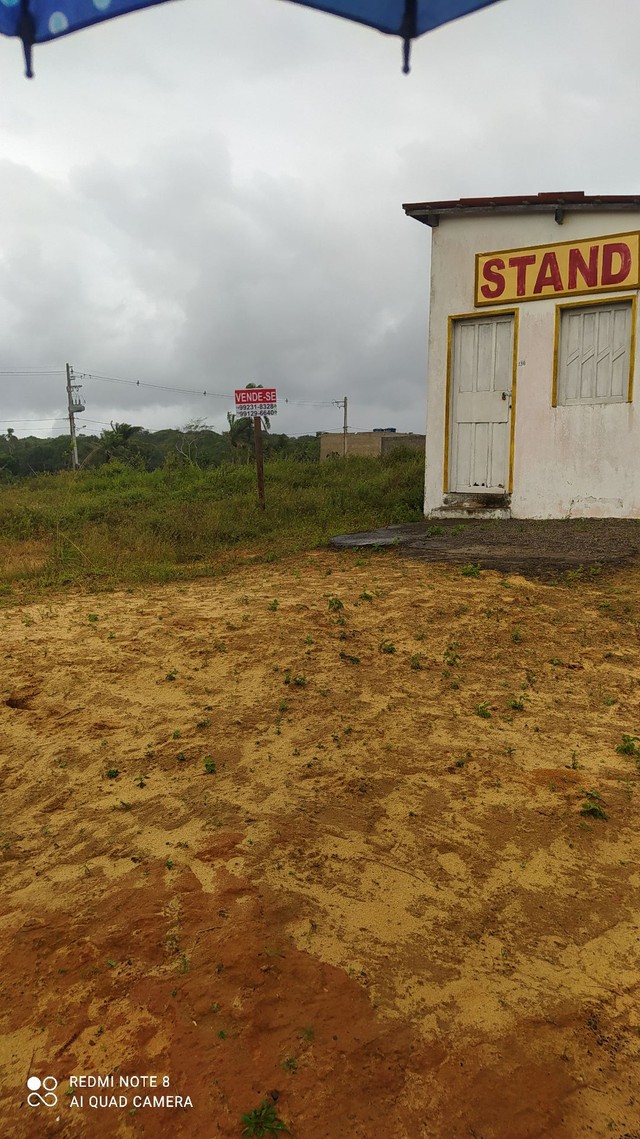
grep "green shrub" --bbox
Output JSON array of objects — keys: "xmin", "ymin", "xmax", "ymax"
[{"xmin": 0, "ymin": 452, "xmax": 425, "ymax": 592}]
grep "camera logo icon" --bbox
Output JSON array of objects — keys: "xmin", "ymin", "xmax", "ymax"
[{"xmin": 26, "ymin": 1076, "xmax": 58, "ymax": 1108}]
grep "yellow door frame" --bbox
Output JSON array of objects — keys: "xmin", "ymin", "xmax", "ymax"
[{"xmin": 443, "ymin": 308, "xmax": 519, "ymax": 495}]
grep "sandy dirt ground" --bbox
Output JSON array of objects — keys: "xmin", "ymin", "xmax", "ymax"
[{"xmin": 1, "ymin": 548, "xmax": 640, "ymax": 1139}]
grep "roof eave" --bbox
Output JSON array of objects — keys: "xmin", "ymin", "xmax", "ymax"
[{"xmin": 403, "ymin": 199, "xmax": 640, "ymax": 228}]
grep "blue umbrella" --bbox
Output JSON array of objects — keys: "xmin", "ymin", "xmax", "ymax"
[
  {"xmin": 1, "ymin": 0, "xmax": 176, "ymax": 77},
  {"xmin": 3, "ymin": 0, "xmax": 503, "ymax": 78},
  {"xmin": 287, "ymin": 1, "xmax": 503, "ymax": 70}
]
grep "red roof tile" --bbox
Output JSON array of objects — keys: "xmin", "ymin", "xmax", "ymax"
[{"xmin": 403, "ymin": 192, "xmax": 640, "ymax": 226}]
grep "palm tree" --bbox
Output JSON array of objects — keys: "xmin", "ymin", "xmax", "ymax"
[
  {"xmin": 99, "ymin": 422, "xmax": 143, "ymax": 462},
  {"xmin": 80, "ymin": 422, "xmax": 143, "ymax": 467}
]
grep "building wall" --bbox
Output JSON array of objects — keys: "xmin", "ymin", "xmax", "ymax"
[
  {"xmin": 424, "ymin": 209, "xmax": 640, "ymax": 518},
  {"xmin": 320, "ymin": 432, "xmax": 424, "ymax": 460},
  {"xmin": 380, "ymin": 433, "xmax": 424, "ymax": 456}
]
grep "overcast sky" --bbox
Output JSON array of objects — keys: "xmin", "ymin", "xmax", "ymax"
[{"xmin": 0, "ymin": 0, "xmax": 638, "ymax": 441}]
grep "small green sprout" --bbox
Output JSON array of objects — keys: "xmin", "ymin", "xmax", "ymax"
[
  {"xmin": 241, "ymin": 1098, "xmax": 289, "ymax": 1137},
  {"xmin": 616, "ymin": 734, "xmax": 640, "ymax": 757},
  {"xmin": 580, "ymin": 801, "xmax": 608, "ymax": 820},
  {"xmin": 579, "ymin": 790, "xmax": 608, "ymax": 820},
  {"xmin": 283, "ymin": 673, "xmax": 307, "ymax": 688}
]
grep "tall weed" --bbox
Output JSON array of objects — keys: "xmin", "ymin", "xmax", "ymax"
[{"xmin": 0, "ymin": 453, "xmax": 425, "ymax": 592}]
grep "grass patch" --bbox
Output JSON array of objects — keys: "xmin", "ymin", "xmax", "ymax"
[
  {"xmin": 241, "ymin": 1097, "xmax": 289, "ymax": 1137},
  {"xmin": 0, "ymin": 454, "xmax": 424, "ymax": 597},
  {"xmin": 616, "ymin": 734, "xmax": 640, "ymax": 757}
]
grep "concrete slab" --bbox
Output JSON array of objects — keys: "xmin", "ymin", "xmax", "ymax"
[{"xmin": 329, "ymin": 518, "xmax": 640, "ymax": 579}]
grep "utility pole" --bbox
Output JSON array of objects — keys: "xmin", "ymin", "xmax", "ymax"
[
  {"xmin": 333, "ymin": 396, "xmax": 348, "ymax": 457},
  {"xmin": 65, "ymin": 363, "xmax": 85, "ymax": 470}
]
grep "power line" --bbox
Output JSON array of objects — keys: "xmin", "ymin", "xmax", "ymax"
[
  {"xmin": 0, "ymin": 365, "xmax": 341, "ymax": 439},
  {"xmin": 79, "ymin": 371, "xmax": 228, "ymax": 399},
  {"xmin": 0, "ymin": 416, "xmax": 69, "ymax": 424},
  {"xmin": 79, "ymin": 369, "xmax": 337, "ymax": 408},
  {"xmin": 0, "ymin": 365, "xmax": 338, "ymax": 408},
  {"xmin": 283, "ymin": 398, "xmax": 335, "ymax": 407}
]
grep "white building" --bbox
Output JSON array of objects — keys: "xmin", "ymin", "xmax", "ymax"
[{"xmin": 404, "ymin": 191, "xmax": 640, "ymax": 519}]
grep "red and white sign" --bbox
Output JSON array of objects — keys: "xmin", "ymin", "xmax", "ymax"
[{"xmin": 234, "ymin": 388, "xmax": 277, "ymax": 418}]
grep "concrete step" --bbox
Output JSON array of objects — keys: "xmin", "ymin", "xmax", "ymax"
[{"xmin": 431, "ymin": 493, "xmax": 511, "ymax": 520}]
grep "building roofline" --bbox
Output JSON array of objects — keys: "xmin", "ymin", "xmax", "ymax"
[{"xmin": 403, "ymin": 192, "xmax": 640, "ymax": 227}]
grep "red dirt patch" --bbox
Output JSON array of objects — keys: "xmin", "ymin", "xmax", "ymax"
[{"xmin": 2, "ymin": 551, "xmax": 640, "ymax": 1137}]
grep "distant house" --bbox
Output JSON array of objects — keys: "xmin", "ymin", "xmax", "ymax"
[
  {"xmin": 404, "ymin": 191, "xmax": 640, "ymax": 518},
  {"xmin": 319, "ymin": 430, "xmax": 425, "ymax": 461}
]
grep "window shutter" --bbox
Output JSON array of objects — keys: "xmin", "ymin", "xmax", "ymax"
[{"xmin": 558, "ymin": 301, "xmax": 632, "ymax": 405}]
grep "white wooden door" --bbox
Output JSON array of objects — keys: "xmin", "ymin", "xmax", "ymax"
[{"xmin": 449, "ymin": 314, "xmax": 514, "ymax": 493}]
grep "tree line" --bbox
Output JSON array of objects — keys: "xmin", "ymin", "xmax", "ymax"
[{"xmin": 0, "ymin": 418, "xmax": 320, "ymax": 480}]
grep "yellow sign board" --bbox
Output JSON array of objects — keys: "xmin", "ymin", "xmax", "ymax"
[{"xmin": 475, "ymin": 231, "xmax": 640, "ymax": 306}]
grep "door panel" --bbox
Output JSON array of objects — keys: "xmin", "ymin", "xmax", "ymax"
[{"xmin": 449, "ymin": 314, "xmax": 514, "ymax": 494}]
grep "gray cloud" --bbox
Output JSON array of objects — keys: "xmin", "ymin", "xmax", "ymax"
[{"xmin": 0, "ymin": 0, "xmax": 638, "ymax": 440}]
